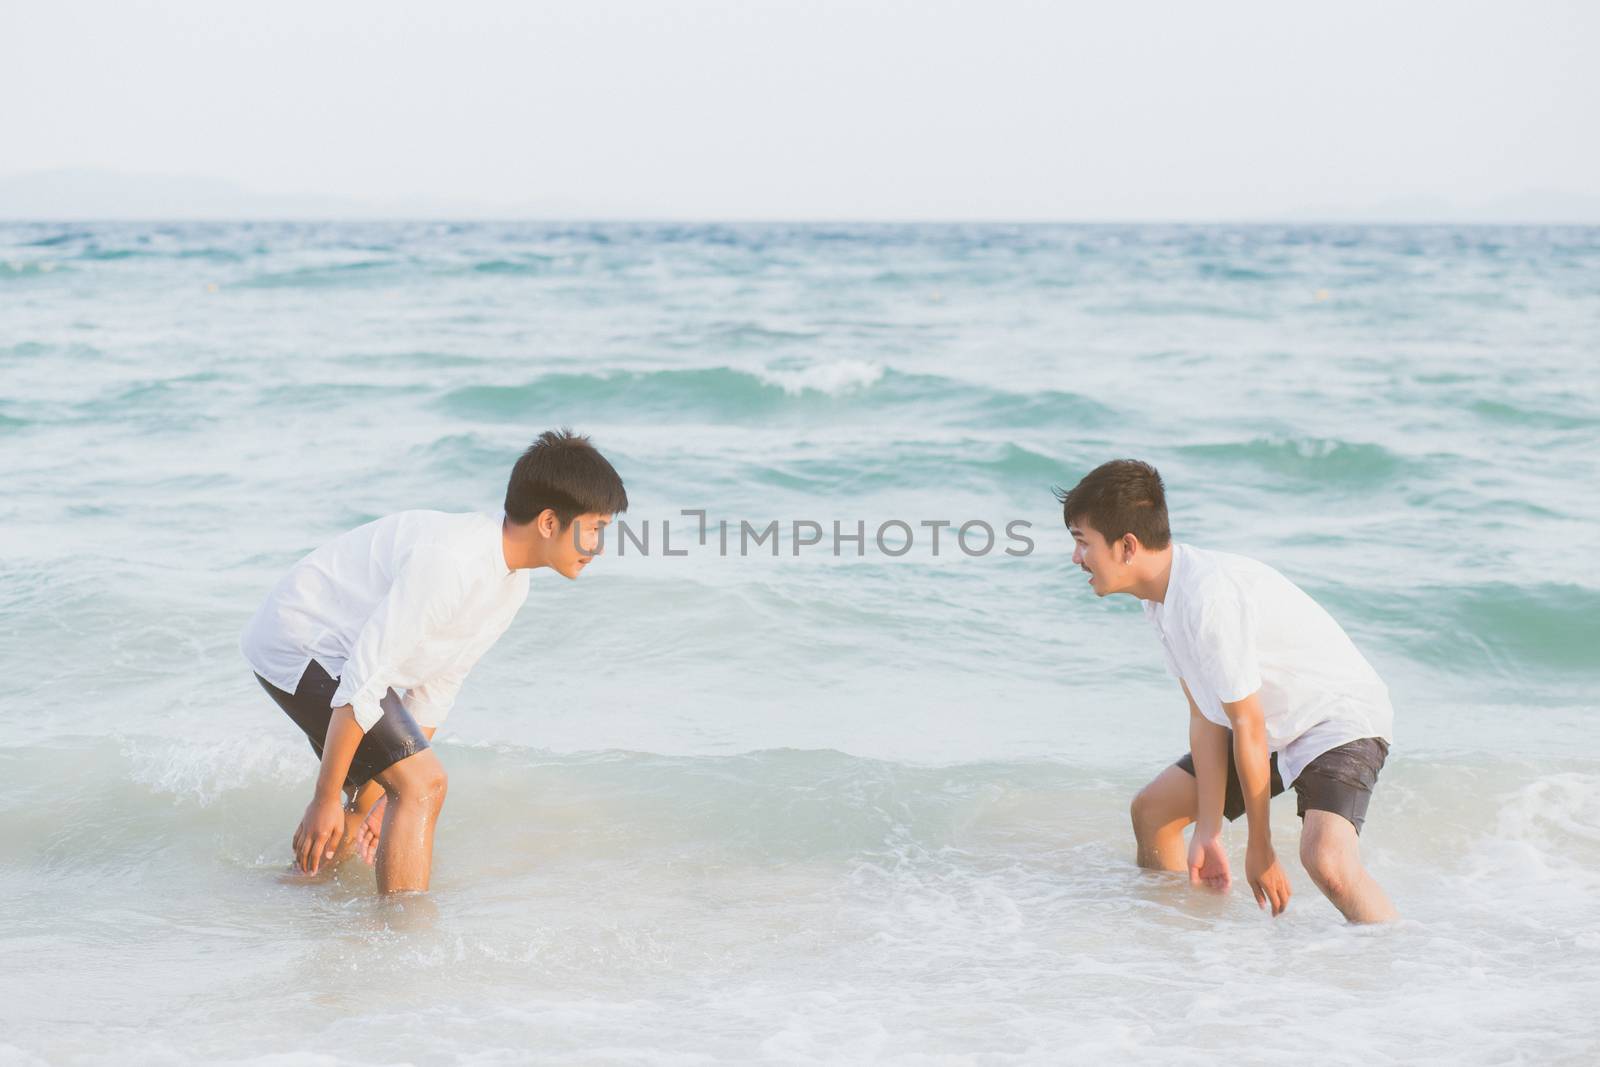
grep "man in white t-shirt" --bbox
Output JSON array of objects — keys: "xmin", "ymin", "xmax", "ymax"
[
  {"xmin": 1058, "ymin": 459, "xmax": 1397, "ymax": 922},
  {"xmin": 241, "ymin": 429, "xmax": 626, "ymax": 894}
]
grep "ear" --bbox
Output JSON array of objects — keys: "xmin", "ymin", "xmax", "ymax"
[
  {"xmin": 537, "ymin": 508, "xmax": 560, "ymax": 538},
  {"xmin": 1121, "ymin": 534, "xmax": 1139, "ymax": 562}
]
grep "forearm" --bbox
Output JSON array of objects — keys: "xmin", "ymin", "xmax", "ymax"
[
  {"xmin": 1230, "ymin": 715, "xmax": 1273, "ymax": 845},
  {"xmin": 314, "ymin": 705, "xmax": 365, "ymax": 801},
  {"xmin": 1190, "ymin": 712, "xmax": 1230, "ymax": 837}
]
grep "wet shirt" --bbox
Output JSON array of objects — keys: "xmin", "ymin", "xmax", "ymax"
[
  {"xmin": 1143, "ymin": 543, "xmax": 1394, "ymax": 785},
  {"xmin": 241, "ymin": 511, "xmax": 529, "ymax": 731}
]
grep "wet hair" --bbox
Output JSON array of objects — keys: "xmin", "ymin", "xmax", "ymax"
[
  {"xmin": 504, "ymin": 429, "xmax": 628, "ymax": 526},
  {"xmin": 1053, "ymin": 459, "xmax": 1171, "ymax": 550}
]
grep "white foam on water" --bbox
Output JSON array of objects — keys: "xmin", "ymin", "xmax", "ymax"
[
  {"xmin": 758, "ymin": 359, "xmax": 885, "ymax": 396},
  {"xmin": 122, "ymin": 734, "xmax": 311, "ymax": 805}
]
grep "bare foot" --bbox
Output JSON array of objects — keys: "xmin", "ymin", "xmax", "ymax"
[{"xmin": 357, "ymin": 795, "xmax": 387, "ymax": 865}]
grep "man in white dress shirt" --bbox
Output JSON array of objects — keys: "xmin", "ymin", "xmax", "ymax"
[
  {"xmin": 1058, "ymin": 459, "xmax": 1397, "ymax": 922},
  {"xmin": 242, "ymin": 429, "xmax": 626, "ymax": 893}
]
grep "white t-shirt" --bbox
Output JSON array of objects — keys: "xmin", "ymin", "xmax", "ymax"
[
  {"xmin": 241, "ymin": 510, "xmax": 530, "ymax": 732},
  {"xmin": 1142, "ymin": 543, "xmax": 1393, "ymax": 785}
]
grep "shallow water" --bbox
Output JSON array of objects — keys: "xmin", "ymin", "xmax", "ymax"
[{"xmin": 1, "ymin": 221, "xmax": 1598, "ymax": 1064}]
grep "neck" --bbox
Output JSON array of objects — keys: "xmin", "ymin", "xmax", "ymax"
[
  {"xmin": 501, "ymin": 518, "xmax": 549, "ymax": 572},
  {"xmin": 1128, "ymin": 545, "xmax": 1175, "ymax": 603}
]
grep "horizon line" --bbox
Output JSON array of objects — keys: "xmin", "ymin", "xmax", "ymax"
[{"xmin": 5, "ymin": 215, "xmax": 1600, "ymax": 227}]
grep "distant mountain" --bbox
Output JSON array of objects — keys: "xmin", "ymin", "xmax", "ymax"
[
  {"xmin": 1473, "ymin": 189, "xmax": 1600, "ymax": 224},
  {"xmin": 2, "ymin": 167, "xmax": 1596, "ymax": 223},
  {"xmin": 0, "ymin": 168, "xmax": 621, "ymax": 220},
  {"xmin": 1287, "ymin": 189, "xmax": 1600, "ymax": 225}
]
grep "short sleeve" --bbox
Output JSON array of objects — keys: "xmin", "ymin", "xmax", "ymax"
[
  {"xmin": 1144, "ymin": 602, "xmax": 1184, "ymax": 680},
  {"xmin": 1191, "ymin": 588, "xmax": 1262, "ymax": 704},
  {"xmin": 1159, "ymin": 639, "xmax": 1182, "ymax": 680}
]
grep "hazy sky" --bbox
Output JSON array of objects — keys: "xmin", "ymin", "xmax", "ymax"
[{"xmin": 3, "ymin": 0, "xmax": 1597, "ymax": 219}]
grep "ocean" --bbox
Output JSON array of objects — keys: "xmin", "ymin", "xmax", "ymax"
[{"xmin": 1, "ymin": 221, "xmax": 1597, "ymax": 1065}]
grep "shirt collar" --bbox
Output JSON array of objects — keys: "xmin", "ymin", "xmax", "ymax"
[{"xmin": 489, "ymin": 511, "xmax": 515, "ymax": 576}]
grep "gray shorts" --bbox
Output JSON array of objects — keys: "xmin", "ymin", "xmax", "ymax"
[{"xmin": 1174, "ymin": 736, "xmax": 1389, "ymax": 834}]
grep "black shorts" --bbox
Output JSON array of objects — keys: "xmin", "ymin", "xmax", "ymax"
[
  {"xmin": 1174, "ymin": 735, "xmax": 1389, "ymax": 834},
  {"xmin": 255, "ymin": 660, "xmax": 430, "ymax": 795}
]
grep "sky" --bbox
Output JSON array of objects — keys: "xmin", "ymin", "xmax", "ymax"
[{"xmin": 2, "ymin": 0, "xmax": 1598, "ymax": 220}]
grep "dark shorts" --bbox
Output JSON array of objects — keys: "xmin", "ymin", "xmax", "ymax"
[
  {"xmin": 255, "ymin": 660, "xmax": 430, "ymax": 795},
  {"xmin": 1175, "ymin": 735, "xmax": 1389, "ymax": 834}
]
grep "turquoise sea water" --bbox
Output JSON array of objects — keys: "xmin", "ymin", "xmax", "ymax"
[{"xmin": 1, "ymin": 221, "xmax": 1598, "ymax": 1064}]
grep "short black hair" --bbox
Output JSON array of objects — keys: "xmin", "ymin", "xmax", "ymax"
[
  {"xmin": 1053, "ymin": 459, "xmax": 1171, "ymax": 550},
  {"xmin": 505, "ymin": 429, "xmax": 628, "ymax": 526}
]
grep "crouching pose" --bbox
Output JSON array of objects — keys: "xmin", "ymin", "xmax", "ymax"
[
  {"xmin": 1058, "ymin": 459, "xmax": 1396, "ymax": 922},
  {"xmin": 241, "ymin": 429, "xmax": 626, "ymax": 892}
]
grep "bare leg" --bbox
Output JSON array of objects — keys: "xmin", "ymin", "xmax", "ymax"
[
  {"xmin": 1130, "ymin": 764, "xmax": 1198, "ymax": 871},
  {"xmin": 326, "ymin": 779, "xmax": 386, "ymax": 865},
  {"xmin": 1299, "ymin": 810, "xmax": 1398, "ymax": 923},
  {"xmin": 371, "ymin": 748, "xmax": 448, "ymax": 894},
  {"xmin": 356, "ymin": 795, "xmax": 387, "ymax": 865},
  {"xmin": 354, "ymin": 728, "xmax": 432, "ymax": 865}
]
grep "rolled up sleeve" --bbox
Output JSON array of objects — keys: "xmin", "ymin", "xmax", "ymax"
[
  {"xmin": 330, "ymin": 544, "xmax": 468, "ymax": 731},
  {"xmin": 401, "ymin": 610, "xmax": 515, "ymax": 728},
  {"xmin": 402, "ymin": 664, "xmax": 469, "ymax": 728}
]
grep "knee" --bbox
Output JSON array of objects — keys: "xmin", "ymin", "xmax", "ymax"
[
  {"xmin": 1300, "ymin": 837, "xmax": 1350, "ymax": 897},
  {"xmin": 388, "ymin": 760, "xmax": 448, "ymax": 807},
  {"xmin": 1130, "ymin": 787, "xmax": 1157, "ymax": 836}
]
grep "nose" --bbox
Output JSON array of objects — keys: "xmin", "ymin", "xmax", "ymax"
[{"xmin": 1072, "ymin": 543, "xmax": 1083, "ymax": 566}]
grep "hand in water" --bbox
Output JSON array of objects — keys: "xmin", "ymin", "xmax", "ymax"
[
  {"xmin": 1247, "ymin": 840, "xmax": 1292, "ymax": 916},
  {"xmin": 357, "ymin": 795, "xmax": 387, "ymax": 865},
  {"xmin": 292, "ymin": 795, "xmax": 345, "ymax": 874},
  {"xmin": 1187, "ymin": 831, "xmax": 1232, "ymax": 891}
]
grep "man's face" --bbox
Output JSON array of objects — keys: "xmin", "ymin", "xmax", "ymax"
[
  {"xmin": 1069, "ymin": 517, "xmax": 1132, "ymax": 597},
  {"xmin": 551, "ymin": 512, "xmax": 613, "ymax": 579}
]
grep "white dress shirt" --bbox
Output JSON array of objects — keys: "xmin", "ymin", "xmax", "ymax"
[
  {"xmin": 1143, "ymin": 543, "xmax": 1394, "ymax": 785},
  {"xmin": 242, "ymin": 511, "xmax": 529, "ymax": 731}
]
